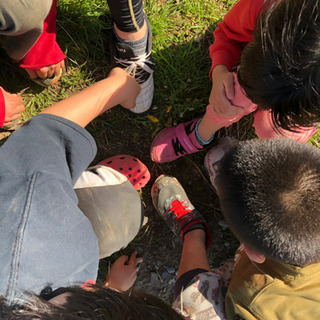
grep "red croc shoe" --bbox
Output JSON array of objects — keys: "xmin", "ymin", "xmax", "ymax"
[{"xmin": 98, "ymin": 155, "xmax": 150, "ymax": 190}]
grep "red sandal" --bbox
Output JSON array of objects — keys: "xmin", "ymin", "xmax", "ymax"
[{"xmin": 98, "ymin": 155, "xmax": 150, "ymax": 190}]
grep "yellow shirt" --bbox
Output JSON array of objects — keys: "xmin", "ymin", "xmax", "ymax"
[{"xmin": 225, "ymin": 245, "xmax": 320, "ymax": 319}]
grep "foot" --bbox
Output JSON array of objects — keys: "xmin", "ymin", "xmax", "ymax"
[
  {"xmin": 151, "ymin": 175, "xmax": 211, "ymax": 249},
  {"xmin": 111, "ymin": 19, "xmax": 154, "ymax": 114},
  {"xmin": 98, "ymin": 154, "xmax": 150, "ymax": 190},
  {"xmin": 204, "ymin": 137, "xmax": 239, "ymax": 189},
  {"xmin": 150, "ymin": 118, "xmax": 206, "ymax": 163}
]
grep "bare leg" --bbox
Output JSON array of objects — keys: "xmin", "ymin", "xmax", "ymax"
[
  {"xmin": 197, "ymin": 113, "xmax": 223, "ymax": 143},
  {"xmin": 177, "ymin": 229, "xmax": 211, "ymax": 279},
  {"xmin": 114, "ymin": 21, "xmax": 147, "ymax": 41}
]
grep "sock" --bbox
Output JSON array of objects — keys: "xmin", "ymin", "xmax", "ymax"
[{"xmin": 113, "ymin": 26, "xmax": 148, "ymax": 57}]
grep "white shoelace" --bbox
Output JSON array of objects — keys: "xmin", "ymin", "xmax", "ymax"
[{"xmin": 114, "ymin": 52, "xmax": 154, "ymax": 83}]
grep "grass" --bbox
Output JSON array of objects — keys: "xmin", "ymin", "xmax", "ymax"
[{"xmin": 1, "ymin": 0, "xmax": 317, "ymax": 146}]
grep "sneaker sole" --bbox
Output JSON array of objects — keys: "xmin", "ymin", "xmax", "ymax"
[{"xmin": 130, "ymin": 74, "xmax": 154, "ymax": 114}]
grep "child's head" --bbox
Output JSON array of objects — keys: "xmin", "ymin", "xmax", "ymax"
[
  {"xmin": 215, "ymin": 139, "xmax": 320, "ymax": 267},
  {"xmin": 237, "ymin": 0, "xmax": 320, "ymax": 131},
  {"xmin": 2, "ymin": 286, "xmax": 183, "ymax": 319}
]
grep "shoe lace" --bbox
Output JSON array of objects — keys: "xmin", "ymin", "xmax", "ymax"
[
  {"xmin": 114, "ymin": 52, "xmax": 154, "ymax": 84},
  {"xmin": 168, "ymin": 199, "xmax": 192, "ymax": 220}
]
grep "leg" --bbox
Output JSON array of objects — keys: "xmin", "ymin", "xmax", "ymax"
[
  {"xmin": 74, "ymin": 164, "xmax": 145, "ymax": 259},
  {"xmin": 177, "ymin": 229, "xmax": 211, "ymax": 278},
  {"xmin": 150, "ymin": 73, "xmax": 256, "ymax": 163},
  {"xmin": 108, "ymin": 0, "xmax": 154, "ymax": 113},
  {"xmin": 107, "ymin": 0, "xmax": 145, "ymax": 34},
  {"xmin": 253, "ymin": 109, "xmax": 318, "ymax": 143},
  {"xmin": 151, "ymin": 176, "xmax": 227, "ymax": 320}
]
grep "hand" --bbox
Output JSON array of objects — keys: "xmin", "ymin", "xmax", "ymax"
[
  {"xmin": 1, "ymin": 87, "xmax": 25, "ymax": 126},
  {"xmin": 25, "ymin": 60, "xmax": 65, "ymax": 79},
  {"xmin": 209, "ymin": 65, "xmax": 244, "ymax": 117},
  {"xmin": 104, "ymin": 252, "xmax": 143, "ymax": 292},
  {"xmin": 108, "ymin": 68, "xmax": 141, "ymax": 110}
]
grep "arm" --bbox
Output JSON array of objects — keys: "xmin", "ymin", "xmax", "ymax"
[
  {"xmin": 208, "ymin": 0, "xmax": 264, "ymax": 117},
  {"xmin": 209, "ymin": 0, "xmax": 264, "ymax": 72},
  {"xmin": 41, "ymin": 68, "xmax": 140, "ymax": 127},
  {"xmin": 19, "ymin": 0, "xmax": 66, "ymax": 79}
]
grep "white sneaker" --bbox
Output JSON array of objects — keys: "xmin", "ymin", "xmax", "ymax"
[{"xmin": 111, "ymin": 19, "xmax": 154, "ymax": 113}]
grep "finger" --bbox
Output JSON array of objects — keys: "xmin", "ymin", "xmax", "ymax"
[
  {"xmin": 228, "ymin": 105, "xmax": 244, "ymax": 116},
  {"xmin": 9, "ymin": 113, "xmax": 21, "ymax": 121},
  {"xmin": 42, "ymin": 66, "xmax": 54, "ymax": 78},
  {"xmin": 59, "ymin": 60, "xmax": 65, "ymax": 69},
  {"xmin": 114, "ymin": 255, "xmax": 129, "ymax": 266},
  {"xmin": 37, "ymin": 67, "xmax": 49, "ymax": 79},
  {"xmin": 54, "ymin": 64, "xmax": 61, "ymax": 76},
  {"xmin": 4, "ymin": 113, "xmax": 21, "ymax": 122},
  {"xmin": 128, "ymin": 252, "xmax": 138, "ymax": 266},
  {"xmin": 25, "ymin": 69, "xmax": 38, "ymax": 79},
  {"xmin": 223, "ymin": 77, "xmax": 235, "ymax": 100}
]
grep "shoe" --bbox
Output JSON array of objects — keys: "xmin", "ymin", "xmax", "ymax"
[
  {"xmin": 110, "ymin": 18, "xmax": 154, "ymax": 114},
  {"xmin": 150, "ymin": 118, "xmax": 205, "ymax": 163},
  {"xmin": 204, "ymin": 137, "xmax": 239, "ymax": 189},
  {"xmin": 151, "ymin": 175, "xmax": 212, "ymax": 249},
  {"xmin": 98, "ymin": 154, "xmax": 150, "ymax": 190}
]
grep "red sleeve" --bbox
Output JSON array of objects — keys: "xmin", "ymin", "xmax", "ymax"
[
  {"xmin": 209, "ymin": 0, "xmax": 265, "ymax": 76},
  {"xmin": 0, "ymin": 88, "xmax": 5, "ymax": 128},
  {"xmin": 19, "ymin": 0, "xmax": 66, "ymax": 70}
]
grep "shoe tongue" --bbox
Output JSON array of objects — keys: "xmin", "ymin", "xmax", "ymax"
[{"xmin": 115, "ymin": 42, "xmax": 137, "ymax": 59}]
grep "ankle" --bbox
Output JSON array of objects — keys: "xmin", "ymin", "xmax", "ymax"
[
  {"xmin": 114, "ymin": 20, "xmax": 147, "ymax": 41},
  {"xmin": 184, "ymin": 229, "xmax": 206, "ymax": 246},
  {"xmin": 195, "ymin": 119, "xmax": 215, "ymax": 145}
]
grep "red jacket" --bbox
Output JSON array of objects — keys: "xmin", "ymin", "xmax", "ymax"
[{"xmin": 209, "ymin": 0, "xmax": 268, "ymax": 74}]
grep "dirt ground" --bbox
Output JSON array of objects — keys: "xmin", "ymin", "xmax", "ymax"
[{"xmin": 88, "ymin": 108, "xmax": 241, "ymax": 304}]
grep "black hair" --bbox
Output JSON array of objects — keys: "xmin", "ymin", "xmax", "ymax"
[
  {"xmin": 215, "ymin": 139, "xmax": 320, "ymax": 266},
  {"xmin": 1, "ymin": 286, "xmax": 183, "ymax": 320},
  {"xmin": 237, "ymin": 0, "xmax": 320, "ymax": 131}
]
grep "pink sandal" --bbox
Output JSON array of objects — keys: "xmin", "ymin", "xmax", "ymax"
[{"xmin": 98, "ymin": 155, "xmax": 150, "ymax": 190}]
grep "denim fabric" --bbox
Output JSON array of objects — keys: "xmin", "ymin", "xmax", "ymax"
[{"xmin": 0, "ymin": 114, "xmax": 99, "ymax": 304}]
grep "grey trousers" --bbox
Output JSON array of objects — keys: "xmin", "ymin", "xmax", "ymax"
[
  {"xmin": 0, "ymin": 0, "xmax": 52, "ymax": 60},
  {"xmin": 74, "ymin": 165, "xmax": 145, "ymax": 259}
]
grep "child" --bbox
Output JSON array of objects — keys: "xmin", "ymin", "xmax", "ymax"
[
  {"xmin": 151, "ymin": 0, "xmax": 319, "ymax": 163},
  {"xmin": 0, "ymin": 0, "xmax": 153, "ymax": 128},
  {"xmin": 151, "ymin": 137, "xmax": 320, "ymax": 319},
  {"xmin": 0, "ymin": 67, "xmax": 150, "ymax": 306}
]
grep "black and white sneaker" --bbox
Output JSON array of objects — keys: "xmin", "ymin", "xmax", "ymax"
[{"xmin": 110, "ymin": 19, "xmax": 154, "ymax": 114}]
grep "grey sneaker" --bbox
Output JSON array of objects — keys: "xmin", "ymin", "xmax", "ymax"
[
  {"xmin": 110, "ymin": 19, "xmax": 154, "ymax": 114},
  {"xmin": 204, "ymin": 137, "xmax": 239, "ymax": 190},
  {"xmin": 151, "ymin": 175, "xmax": 211, "ymax": 249}
]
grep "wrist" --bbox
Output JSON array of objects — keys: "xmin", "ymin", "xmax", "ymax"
[{"xmin": 212, "ymin": 65, "xmax": 229, "ymax": 78}]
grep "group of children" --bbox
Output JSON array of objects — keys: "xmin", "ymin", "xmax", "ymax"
[{"xmin": 0, "ymin": 0, "xmax": 319, "ymax": 319}]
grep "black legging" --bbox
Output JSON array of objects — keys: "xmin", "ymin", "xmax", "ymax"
[{"xmin": 107, "ymin": 0, "xmax": 145, "ymax": 33}]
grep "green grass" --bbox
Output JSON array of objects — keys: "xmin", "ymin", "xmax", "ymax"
[{"xmin": 2, "ymin": 0, "xmax": 317, "ymax": 146}]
